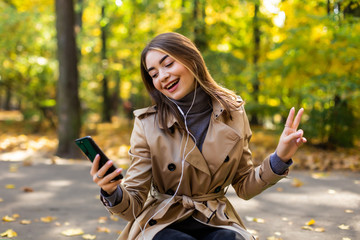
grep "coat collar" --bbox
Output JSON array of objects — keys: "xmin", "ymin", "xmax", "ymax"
[{"xmin": 134, "ymin": 98, "xmax": 242, "ymax": 176}]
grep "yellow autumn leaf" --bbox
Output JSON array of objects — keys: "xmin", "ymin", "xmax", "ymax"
[
  {"xmin": 2, "ymin": 215, "xmax": 16, "ymax": 222},
  {"xmin": 82, "ymin": 234, "xmax": 97, "ymax": 239},
  {"xmin": 110, "ymin": 215, "xmax": 119, "ymax": 221},
  {"xmin": 40, "ymin": 216, "xmax": 57, "ymax": 223},
  {"xmin": 338, "ymin": 224, "xmax": 350, "ymax": 230},
  {"xmin": 97, "ymin": 226, "xmax": 111, "ymax": 233},
  {"xmin": 61, "ymin": 228, "xmax": 85, "ymax": 236},
  {"xmin": 291, "ymin": 178, "xmax": 303, "ymax": 187},
  {"xmin": 314, "ymin": 227, "xmax": 325, "ymax": 232},
  {"xmin": 306, "ymin": 219, "xmax": 316, "ymax": 226},
  {"xmin": 0, "ymin": 229, "xmax": 18, "ymax": 237},
  {"xmin": 267, "ymin": 237, "xmax": 283, "ymax": 240},
  {"xmin": 20, "ymin": 219, "xmax": 32, "ymax": 224},
  {"xmin": 301, "ymin": 226, "xmax": 313, "ymax": 231},
  {"xmin": 0, "ymin": 197, "xmax": 3, "ymax": 202},
  {"xmin": 9, "ymin": 165, "xmax": 18, "ymax": 172},
  {"xmin": 5, "ymin": 184, "xmax": 16, "ymax": 189},
  {"xmin": 345, "ymin": 209, "xmax": 354, "ymax": 213},
  {"xmin": 98, "ymin": 216, "xmax": 108, "ymax": 223},
  {"xmin": 342, "ymin": 238, "xmax": 351, "ymax": 240}
]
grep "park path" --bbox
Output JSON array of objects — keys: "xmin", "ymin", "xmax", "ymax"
[{"xmin": 0, "ymin": 160, "xmax": 359, "ymax": 240}]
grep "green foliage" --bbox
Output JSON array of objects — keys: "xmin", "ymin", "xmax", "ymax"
[{"xmin": 0, "ymin": 0, "xmax": 359, "ymax": 147}]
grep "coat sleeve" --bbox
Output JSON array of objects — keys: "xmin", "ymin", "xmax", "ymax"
[
  {"xmin": 103, "ymin": 117, "xmax": 152, "ymax": 221},
  {"xmin": 231, "ymin": 106, "xmax": 288, "ymax": 200}
]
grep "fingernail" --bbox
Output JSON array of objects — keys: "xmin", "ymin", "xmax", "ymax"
[
  {"xmin": 116, "ymin": 168, "xmax": 122, "ymax": 173},
  {"xmin": 107, "ymin": 160, "xmax": 113, "ymax": 165}
]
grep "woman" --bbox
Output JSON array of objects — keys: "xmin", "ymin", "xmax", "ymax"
[{"xmin": 90, "ymin": 32, "xmax": 306, "ymax": 240}]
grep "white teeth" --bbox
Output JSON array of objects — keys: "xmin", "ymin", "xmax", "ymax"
[{"xmin": 166, "ymin": 80, "xmax": 179, "ymax": 89}]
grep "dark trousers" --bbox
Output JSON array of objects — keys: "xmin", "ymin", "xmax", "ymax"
[{"xmin": 153, "ymin": 217, "xmax": 245, "ymax": 240}]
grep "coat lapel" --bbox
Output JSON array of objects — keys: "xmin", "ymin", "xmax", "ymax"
[
  {"xmin": 202, "ymin": 101, "xmax": 242, "ymax": 175},
  {"xmin": 181, "ymin": 133, "xmax": 211, "ymax": 176}
]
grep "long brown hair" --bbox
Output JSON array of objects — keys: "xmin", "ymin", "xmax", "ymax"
[{"xmin": 140, "ymin": 32, "xmax": 242, "ymax": 133}]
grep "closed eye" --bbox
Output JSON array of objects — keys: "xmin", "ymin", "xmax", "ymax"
[{"xmin": 165, "ymin": 62, "xmax": 174, "ymax": 67}]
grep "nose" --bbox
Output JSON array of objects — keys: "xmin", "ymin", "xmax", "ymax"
[{"xmin": 158, "ymin": 69, "xmax": 170, "ymax": 82}]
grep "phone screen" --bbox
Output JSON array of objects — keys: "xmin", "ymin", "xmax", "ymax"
[{"xmin": 75, "ymin": 136, "xmax": 123, "ymax": 180}]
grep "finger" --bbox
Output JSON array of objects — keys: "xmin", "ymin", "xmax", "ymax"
[
  {"xmin": 284, "ymin": 129, "xmax": 303, "ymax": 143},
  {"xmin": 103, "ymin": 168, "xmax": 123, "ymax": 183},
  {"xmin": 96, "ymin": 160, "xmax": 114, "ymax": 178},
  {"xmin": 90, "ymin": 154, "xmax": 100, "ymax": 175},
  {"xmin": 285, "ymin": 107, "xmax": 295, "ymax": 128},
  {"xmin": 292, "ymin": 108, "xmax": 304, "ymax": 130}
]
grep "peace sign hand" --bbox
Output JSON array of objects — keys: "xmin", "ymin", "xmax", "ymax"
[{"xmin": 275, "ymin": 107, "xmax": 307, "ymax": 162}]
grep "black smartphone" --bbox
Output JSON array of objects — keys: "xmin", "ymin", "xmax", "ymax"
[{"xmin": 74, "ymin": 136, "xmax": 123, "ymax": 180}]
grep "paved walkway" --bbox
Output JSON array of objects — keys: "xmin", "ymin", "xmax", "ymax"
[{"xmin": 0, "ymin": 160, "xmax": 359, "ymax": 240}]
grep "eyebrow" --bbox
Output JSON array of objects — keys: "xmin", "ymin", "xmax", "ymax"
[{"xmin": 147, "ymin": 54, "xmax": 169, "ymax": 72}]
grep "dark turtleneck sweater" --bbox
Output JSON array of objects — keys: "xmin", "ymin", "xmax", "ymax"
[{"xmin": 173, "ymin": 87, "xmax": 212, "ymax": 152}]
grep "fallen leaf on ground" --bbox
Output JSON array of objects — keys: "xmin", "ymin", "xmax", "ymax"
[
  {"xmin": 245, "ymin": 216, "xmax": 265, "ymax": 223},
  {"xmin": 22, "ymin": 186, "xmax": 34, "ymax": 192},
  {"xmin": 2, "ymin": 215, "xmax": 16, "ymax": 222},
  {"xmin": 98, "ymin": 216, "xmax": 107, "ymax": 223},
  {"xmin": 306, "ymin": 219, "xmax": 316, "ymax": 226},
  {"xmin": 20, "ymin": 219, "xmax": 32, "ymax": 224},
  {"xmin": 345, "ymin": 209, "xmax": 354, "ymax": 213},
  {"xmin": 61, "ymin": 228, "xmax": 84, "ymax": 236},
  {"xmin": 97, "ymin": 226, "xmax": 111, "ymax": 233},
  {"xmin": 0, "ymin": 229, "xmax": 18, "ymax": 237},
  {"xmin": 301, "ymin": 226, "xmax": 313, "ymax": 231},
  {"xmin": 291, "ymin": 178, "xmax": 303, "ymax": 187},
  {"xmin": 0, "ymin": 197, "xmax": 3, "ymax": 202},
  {"xmin": 338, "ymin": 224, "xmax": 350, "ymax": 230},
  {"xmin": 9, "ymin": 165, "xmax": 18, "ymax": 172},
  {"xmin": 311, "ymin": 172, "xmax": 329, "ymax": 179},
  {"xmin": 314, "ymin": 227, "xmax": 325, "ymax": 232},
  {"xmin": 276, "ymin": 187, "xmax": 283, "ymax": 192},
  {"xmin": 342, "ymin": 238, "xmax": 351, "ymax": 240},
  {"xmin": 82, "ymin": 234, "xmax": 97, "ymax": 239},
  {"xmin": 40, "ymin": 216, "xmax": 57, "ymax": 223},
  {"xmin": 267, "ymin": 237, "xmax": 283, "ymax": 240},
  {"xmin": 5, "ymin": 184, "xmax": 15, "ymax": 189},
  {"xmin": 110, "ymin": 215, "xmax": 119, "ymax": 221}
]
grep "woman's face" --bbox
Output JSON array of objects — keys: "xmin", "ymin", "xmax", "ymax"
[{"xmin": 145, "ymin": 50, "xmax": 196, "ymax": 100}]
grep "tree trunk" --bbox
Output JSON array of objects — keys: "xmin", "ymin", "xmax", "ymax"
[
  {"xmin": 55, "ymin": 0, "xmax": 82, "ymax": 158},
  {"xmin": 193, "ymin": 0, "xmax": 207, "ymax": 51},
  {"xmin": 101, "ymin": 5, "xmax": 111, "ymax": 122},
  {"xmin": 250, "ymin": 2, "xmax": 261, "ymax": 125}
]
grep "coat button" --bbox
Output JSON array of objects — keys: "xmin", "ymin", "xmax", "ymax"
[
  {"xmin": 224, "ymin": 156, "xmax": 230, "ymax": 162},
  {"xmin": 149, "ymin": 219, "xmax": 157, "ymax": 226},
  {"xmin": 214, "ymin": 186, "xmax": 221, "ymax": 193},
  {"xmin": 168, "ymin": 163, "xmax": 176, "ymax": 171},
  {"xmin": 166, "ymin": 189, "xmax": 175, "ymax": 195}
]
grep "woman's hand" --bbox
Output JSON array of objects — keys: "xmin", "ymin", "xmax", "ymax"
[
  {"xmin": 90, "ymin": 154, "xmax": 123, "ymax": 195},
  {"xmin": 276, "ymin": 107, "xmax": 307, "ymax": 162}
]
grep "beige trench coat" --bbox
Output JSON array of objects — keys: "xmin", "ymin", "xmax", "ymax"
[{"xmin": 102, "ymin": 98, "xmax": 288, "ymax": 240}]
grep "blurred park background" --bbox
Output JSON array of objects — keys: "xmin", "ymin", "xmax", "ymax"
[{"xmin": 0, "ymin": 0, "xmax": 359, "ymax": 171}]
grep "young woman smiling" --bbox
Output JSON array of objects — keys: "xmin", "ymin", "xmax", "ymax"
[{"xmin": 90, "ymin": 32, "xmax": 306, "ymax": 240}]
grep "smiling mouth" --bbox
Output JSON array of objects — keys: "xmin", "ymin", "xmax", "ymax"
[{"xmin": 165, "ymin": 79, "xmax": 179, "ymax": 90}]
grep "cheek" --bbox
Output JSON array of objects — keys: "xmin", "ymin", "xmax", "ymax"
[{"xmin": 152, "ymin": 78, "xmax": 161, "ymax": 91}]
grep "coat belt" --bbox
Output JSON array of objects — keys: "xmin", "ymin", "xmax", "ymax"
[{"xmin": 151, "ymin": 191, "xmax": 226, "ymax": 222}]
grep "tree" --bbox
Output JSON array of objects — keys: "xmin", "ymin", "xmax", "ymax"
[{"xmin": 55, "ymin": 0, "xmax": 82, "ymax": 158}]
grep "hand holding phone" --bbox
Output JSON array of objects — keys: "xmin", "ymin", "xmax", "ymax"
[{"xmin": 75, "ymin": 136, "xmax": 123, "ymax": 181}]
